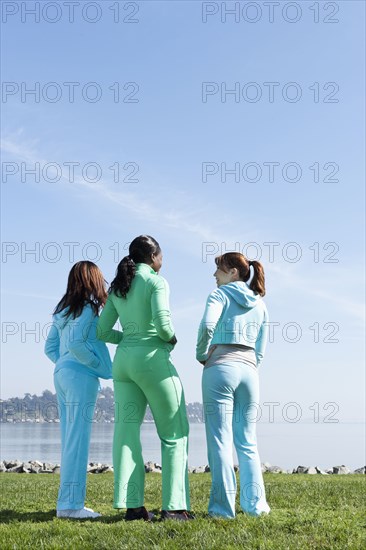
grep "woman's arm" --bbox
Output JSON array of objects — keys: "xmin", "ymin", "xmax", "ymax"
[
  {"xmin": 68, "ymin": 306, "xmax": 101, "ymax": 368},
  {"xmin": 196, "ymin": 291, "xmax": 225, "ymax": 362},
  {"xmin": 97, "ymin": 295, "xmax": 123, "ymax": 344},
  {"xmin": 255, "ymin": 306, "xmax": 269, "ymax": 367},
  {"xmin": 44, "ymin": 320, "xmax": 60, "ymax": 363},
  {"xmin": 151, "ymin": 277, "xmax": 175, "ymax": 342}
]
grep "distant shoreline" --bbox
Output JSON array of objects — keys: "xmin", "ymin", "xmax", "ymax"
[
  {"xmin": 3, "ymin": 389, "xmax": 364, "ymax": 425},
  {"xmin": 1, "ymin": 419, "xmax": 365, "ymax": 424},
  {"xmin": 1, "ymin": 459, "xmax": 365, "ymax": 475}
]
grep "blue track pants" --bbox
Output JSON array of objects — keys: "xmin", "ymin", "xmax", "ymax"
[
  {"xmin": 202, "ymin": 362, "xmax": 270, "ymax": 518},
  {"xmin": 54, "ymin": 368, "xmax": 99, "ymax": 510}
]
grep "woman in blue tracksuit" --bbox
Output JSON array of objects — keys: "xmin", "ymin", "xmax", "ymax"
[
  {"xmin": 196, "ymin": 252, "xmax": 270, "ymax": 518},
  {"xmin": 45, "ymin": 261, "xmax": 116, "ymax": 519}
]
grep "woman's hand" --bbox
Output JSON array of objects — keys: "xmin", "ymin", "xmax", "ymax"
[
  {"xmin": 207, "ymin": 345, "xmax": 217, "ymax": 360},
  {"xmin": 198, "ymin": 345, "xmax": 217, "ymax": 366},
  {"xmin": 169, "ymin": 335, "xmax": 177, "ymax": 346}
]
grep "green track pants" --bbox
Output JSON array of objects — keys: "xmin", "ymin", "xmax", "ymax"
[{"xmin": 112, "ymin": 345, "xmax": 190, "ymax": 510}]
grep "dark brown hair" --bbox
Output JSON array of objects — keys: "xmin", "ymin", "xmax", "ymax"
[
  {"xmin": 53, "ymin": 261, "xmax": 107, "ymax": 319},
  {"xmin": 215, "ymin": 252, "xmax": 266, "ymax": 296},
  {"xmin": 109, "ymin": 235, "xmax": 161, "ymax": 298}
]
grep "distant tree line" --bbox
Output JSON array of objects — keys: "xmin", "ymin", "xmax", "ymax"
[{"xmin": 0, "ymin": 389, "xmax": 204, "ymax": 423}]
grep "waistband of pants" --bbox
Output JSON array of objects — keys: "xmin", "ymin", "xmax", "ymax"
[
  {"xmin": 117, "ymin": 338, "xmax": 172, "ymax": 350},
  {"xmin": 205, "ymin": 344, "xmax": 257, "ymax": 369}
]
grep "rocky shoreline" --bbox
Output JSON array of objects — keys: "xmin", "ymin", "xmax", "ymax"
[{"xmin": 1, "ymin": 459, "xmax": 365, "ymax": 475}]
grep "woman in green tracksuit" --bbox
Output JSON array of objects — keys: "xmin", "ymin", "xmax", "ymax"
[{"xmin": 97, "ymin": 235, "xmax": 191, "ymax": 521}]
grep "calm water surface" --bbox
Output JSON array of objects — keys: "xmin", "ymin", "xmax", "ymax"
[{"xmin": 1, "ymin": 422, "xmax": 364, "ymax": 469}]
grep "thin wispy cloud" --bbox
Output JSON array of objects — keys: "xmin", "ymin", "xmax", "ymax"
[
  {"xmin": 1, "ymin": 132, "xmax": 222, "ymax": 243},
  {"xmin": 2, "ymin": 132, "xmax": 364, "ymax": 324},
  {"xmin": 1, "ymin": 289, "xmax": 59, "ymax": 301}
]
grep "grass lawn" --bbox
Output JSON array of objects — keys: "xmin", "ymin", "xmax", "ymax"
[{"xmin": 0, "ymin": 473, "xmax": 365, "ymax": 549}]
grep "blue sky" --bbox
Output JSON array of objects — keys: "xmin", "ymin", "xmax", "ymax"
[{"xmin": 1, "ymin": 1, "xmax": 365, "ymax": 423}]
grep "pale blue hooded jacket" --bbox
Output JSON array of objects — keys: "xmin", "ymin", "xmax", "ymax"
[
  {"xmin": 196, "ymin": 281, "xmax": 269, "ymax": 367},
  {"xmin": 45, "ymin": 304, "xmax": 112, "ymax": 379}
]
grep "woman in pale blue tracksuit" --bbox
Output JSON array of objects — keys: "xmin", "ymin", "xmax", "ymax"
[
  {"xmin": 45, "ymin": 261, "xmax": 116, "ymax": 519},
  {"xmin": 196, "ymin": 252, "xmax": 270, "ymax": 518}
]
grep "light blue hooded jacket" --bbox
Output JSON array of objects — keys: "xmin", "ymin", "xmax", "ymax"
[
  {"xmin": 44, "ymin": 304, "xmax": 112, "ymax": 379},
  {"xmin": 196, "ymin": 281, "xmax": 269, "ymax": 367}
]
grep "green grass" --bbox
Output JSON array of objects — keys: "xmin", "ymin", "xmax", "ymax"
[{"xmin": 0, "ymin": 473, "xmax": 365, "ymax": 549}]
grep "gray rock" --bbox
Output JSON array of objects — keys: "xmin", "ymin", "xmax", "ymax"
[
  {"xmin": 22, "ymin": 462, "xmax": 34, "ymax": 473},
  {"xmin": 29, "ymin": 466, "xmax": 42, "ymax": 474},
  {"xmin": 325, "ymin": 469, "xmax": 333, "ymax": 474},
  {"xmin": 261, "ymin": 463, "xmax": 268, "ymax": 473},
  {"xmin": 28, "ymin": 460, "xmax": 43, "ymax": 473},
  {"xmin": 192, "ymin": 466, "xmax": 206, "ymax": 474},
  {"xmin": 332, "ymin": 465, "xmax": 351, "ymax": 475},
  {"xmin": 4, "ymin": 459, "xmax": 22, "ymax": 469},
  {"xmin": 53, "ymin": 466, "xmax": 61, "ymax": 474},
  {"xmin": 353, "ymin": 466, "xmax": 365, "ymax": 474},
  {"xmin": 144, "ymin": 461, "xmax": 154, "ymax": 473},
  {"xmin": 43, "ymin": 462, "xmax": 55, "ymax": 471},
  {"xmin": 28, "ymin": 460, "xmax": 43, "ymax": 468},
  {"xmin": 293, "ymin": 465, "xmax": 308, "ymax": 474},
  {"xmin": 88, "ymin": 462, "xmax": 102, "ymax": 473},
  {"xmin": 99, "ymin": 466, "xmax": 113, "ymax": 473},
  {"xmin": 0, "ymin": 461, "xmax": 7, "ymax": 472},
  {"xmin": 95, "ymin": 464, "xmax": 113, "ymax": 474},
  {"xmin": 315, "ymin": 466, "xmax": 328, "ymax": 475},
  {"xmin": 307, "ymin": 467, "xmax": 317, "ymax": 475},
  {"xmin": 267, "ymin": 465, "xmax": 283, "ymax": 474},
  {"xmin": 6, "ymin": 463, "xmax": 27, "ymax": 473},
  {"xmin": 234, "ymin": 465, "xmax": 239, "ymax": 472},
  {"xmin": 144, "ymin": 461, "xmax": 161, "ymax": 473}
]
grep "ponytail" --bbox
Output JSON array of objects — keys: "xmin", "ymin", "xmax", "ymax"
[
  {"xmin": 215, "ymin": 252, "xmax": 266, "ymax": 297},
  {"xmin": 109, "ymin": 256, "xmax": 136, "ymax": 298},
  {"xmin": 109, "ymin": 235, "xmax": 161, "ymax": 298},
  {"xmin": 248, "ymin": 260, "xmax": 266, "ymax": 297}
]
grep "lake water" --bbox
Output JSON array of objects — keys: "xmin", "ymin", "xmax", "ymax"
[{"xmin": 1, "ymin": 422, "xmax": 364, "ymax": 470}]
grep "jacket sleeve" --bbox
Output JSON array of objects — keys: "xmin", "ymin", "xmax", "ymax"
[
  {"xmin": 44, "ymin": 319, "xmax": 60, "ymax": 363},
  {"xmin": 97, "ymin": 296, "xmax": 124, "ymax": 344},
  {"xmin": 68, "ymin": 306, "xmax": 101, "ymax": 369},
  {"xmin": 255, "ymin": 306, "xmax": 269, "ymax": 367},
  {"xmin": 151, "ymin": 276, "xmax": 175, "ymax": 342},
  {"xmin": 196, "ymin": 290, "xmax": 225, "ymax": 362}
]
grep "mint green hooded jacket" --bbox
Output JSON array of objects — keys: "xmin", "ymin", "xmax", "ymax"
[{"xmin": 196, "ymin": 281, "xmax": 269, "ymax": 367}]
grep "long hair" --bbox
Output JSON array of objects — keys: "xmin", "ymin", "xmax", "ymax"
[
  {"xmin": 215, "ymin": 252, "xmax": 266, "ymax": 297},
  {"xmin": 109, "ymin": 235, "xmax": 161, "ymax": 298},
  {"xmin": 53, "ymin": 261, "xmax": 108, "ymax": 319}
]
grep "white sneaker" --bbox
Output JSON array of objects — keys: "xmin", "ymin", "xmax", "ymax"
[{"xmin": 57, "ymin": 507, "xmax": 101, "ymax": 519}]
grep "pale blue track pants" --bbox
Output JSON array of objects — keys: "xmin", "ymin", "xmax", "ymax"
[
  {"xmin": 54, "ymin": 368, "xmax": 99, "ymax": 510},
  {"xmin": 202, "ymin": 362, "xmax": 270, "ymax": 518}
]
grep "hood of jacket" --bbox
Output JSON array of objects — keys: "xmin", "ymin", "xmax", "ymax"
[
  {"xmin": 219, "ymin": 281, "xmax": 260, "ymax": 309},
  {"xmin": 53, "ymin": 303, "xmax": 95, "ymax": 329},
  {"xmin": 53, "ymin": 307, "xmax": 79, "ymax": 329}
]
